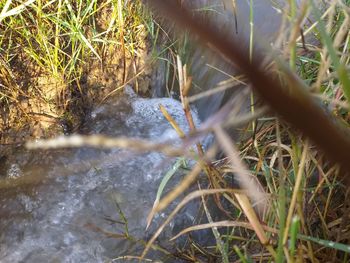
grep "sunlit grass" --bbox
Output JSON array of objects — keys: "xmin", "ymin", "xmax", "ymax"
[
  {"xmin": 0, "ymin": 0, "xmax": 153, "ymax": 118},
  {"xmin": 0, "ymin": 0, "xmax": 160, "ymax": 144},
  {"xmin": 0, "ymin": 0, "xmax": 146, "ymax": 78}
]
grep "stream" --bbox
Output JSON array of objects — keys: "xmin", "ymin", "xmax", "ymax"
[
  {"xmin": 0, "ymin": 1, "xmax": 307, "ymax": 262},
  {"xmin": 0, "ymin": 87, "xmax": 206, "ymax": 262}
]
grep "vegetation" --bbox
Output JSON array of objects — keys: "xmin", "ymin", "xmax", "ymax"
[
  {"xmin": 0, "ymin": 0, "xmax": 151, "ymax": 142},
  {"xmin": 1, "ymin": 0, "xmax": 350, "ymax": 262},
  {"xmin": 141, "ymin": 1, "xmax": 350, "ymax": 262}
]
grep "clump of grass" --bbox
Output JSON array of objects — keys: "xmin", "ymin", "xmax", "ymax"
[
  {"xmin": 0, "ymin": 0, "xmax": 153, "ymax": 143},
  {"xmin": 0, "ymin": 0, "xmax": 148, "ymax": 80}
]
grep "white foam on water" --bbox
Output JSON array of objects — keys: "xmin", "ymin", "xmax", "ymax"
[{"xmin": 0, "ymin": 92, "xmax": 206, "ymax": 262}]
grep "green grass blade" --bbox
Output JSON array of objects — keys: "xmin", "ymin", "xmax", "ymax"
[
  {"xmin": 78, "ymin": 30, "xmax": 101, "ymax": 61},
  {"xmin": 0, "ymin": 0, "xmax": 35, "ymax": 22},
  {"xmin": 233, "ymin": 245, "xmax": 253, "ymax": 263},
  {"xmin": 289, "ymin": 215, "xmax": 300, "ymax": 259},
  {"xmin": 154, "ymin": 157, "xmax": 186, "ymax": 205},
  {"xmin": 0, "ymin": 0, "xmax": 12, "ymax": 22},
  {"xmin": 310, "ymin": 0, "xmax": 350, "ymax": 103},
  {"xmin": 298, "ymin": 234, "xmax": 350, "ymax": 254}
]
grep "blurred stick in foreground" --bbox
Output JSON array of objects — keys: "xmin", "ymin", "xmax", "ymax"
[{"xmin": 145, "ymin": 0, "xmax": 350, "ymax": 187}]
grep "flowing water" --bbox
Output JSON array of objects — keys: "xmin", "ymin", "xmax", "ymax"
[
  {"xmin": 0, "ymin": 1, "xmax": 308, "ymax": 262},
  {"xmin": 0, "ymin": 88, "xmax": 206, "ymax": 262}
]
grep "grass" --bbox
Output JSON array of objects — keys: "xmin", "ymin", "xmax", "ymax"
[
  {"xmin": 141, "ymin": 0, "xmax": 350, "ymax": 262},
  {"xmin": 2, "ymin": 0, "xmax": 350, "ymax": 262},
  {"xmin": 0, "ymin": 0, "xmax": 147, "ymax": 78},
  {"xmin": 0, "ymin": 0, "xmax": 153, "ymax": 142}
]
